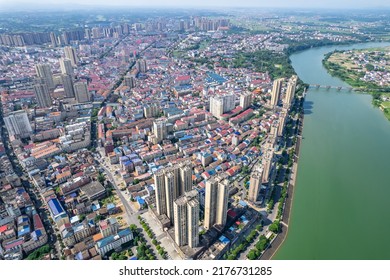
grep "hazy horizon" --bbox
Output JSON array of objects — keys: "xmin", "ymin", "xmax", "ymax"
[{"xmin": 1, "ymin": 0, "xmax": 390, "ymax": 10}]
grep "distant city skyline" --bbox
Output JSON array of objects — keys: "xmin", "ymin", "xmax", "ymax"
[{"xmin": 1, "ymin": 0, "xmax": 390, "ymax": 10}]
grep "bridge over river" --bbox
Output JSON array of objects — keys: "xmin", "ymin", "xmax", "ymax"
[{"xmin": 308, "ymin": 84, "xmax": 354, "ymax": 91}]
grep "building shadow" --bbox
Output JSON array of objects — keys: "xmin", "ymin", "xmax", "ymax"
[{"xmin": 303, "ymin": 100, "xmax": 313, "ymax": 115}]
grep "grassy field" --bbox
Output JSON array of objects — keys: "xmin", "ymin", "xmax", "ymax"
[
  {"xmin": 381, "ymin": 101, "xmax": 390, "ymax": 109},
  {"xmin": 328, "ymin": 52, "xmax": 358, "ymax": 70},
  {"xmin": 324, "ymin": 50, "xmax": 390, "ymax": 122}
]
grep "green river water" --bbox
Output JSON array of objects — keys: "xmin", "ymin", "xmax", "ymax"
[{"xmin": 274, "ymin": 42, "xmax": 390, "ymax": 259}]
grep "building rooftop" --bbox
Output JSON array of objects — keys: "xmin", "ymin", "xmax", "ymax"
[
  {"xmin": 96, "ymin": 228, "xmax": 133, "ymax": 249},
  {"xmin": 80, "ymin": 181, "xmax": 105, "ymax": 200},
  {"xmin": 48, "ymin": 198, "xmax": 66, "ymax": 217}
]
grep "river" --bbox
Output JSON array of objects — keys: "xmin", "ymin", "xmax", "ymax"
[{"xmin": 274, "ymin": 42, "xmax": 390, "ymax": 259}]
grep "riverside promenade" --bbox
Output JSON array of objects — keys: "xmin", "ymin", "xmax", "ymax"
[{"xmin": 260, "ymin": 112, "xmax": 304, "ymax": 260}]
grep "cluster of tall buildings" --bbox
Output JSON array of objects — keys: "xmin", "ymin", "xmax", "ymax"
[
  {"xmin": 135, "ymin": 59, "xmax": 147, "ymax": 73},
  {"xmin": 209, "ymin": 94, "xmax": 235, "ymax": 119},
  {"xmin": 209, "ymin": 92, "xmax": 253, "ymax": 119},
  {"xmin": 240, "ymin": 92, "xmax": 253, "ymax": 110},
  {"xmin": 270, "ymin": 75, "xmax": 298, "ymax": 108},
  {"xmin": 154, "ymin": 162, "xmax": 198, "ymax": 247},
  {"xmin": 154, "ymin": 162, "xmax": 193, "ymax": 220},
  {"xmin": 0, "ymin": 32, "xmax": 51, "ymax": 47},
  {"xmin": 194, "ymin": 17, "xmax": 230, "ymax": 31},
  {"xmin": 248, "ymin": 167, "xmax": 263, "ymax": 202},
  {"xmin": 173, "ymin": 190, "xmax": 200, "ymax": 248},
  {"xmin": 31, "ymin": 46, "xmax": 90, "ymax": 108},
  {"xmin": 247, "ymin": 143, "xmax": 275, "ymax": 203},
  {"xmin": 285, "ymin": 75, "xmax": 298, "ymax": 107},
  {"xmin": 4, "ymin": 110, "xmax": 33, "ymax": 139},
  {"xmin": 153, "ymin": 118, "xmax": 167, "ymax": 143},
  {"xmin": 0, "ymin": 23, "xmax": 133, "ymax": 47},
  {"xmin": 153, "ymin": 162, "xmax": 230, "ymax": 249},
  {"xmin": 123, "ymin": 75, "xmax": 136, "ymax": 89},
  {"xmin": 247, "ymin": 76, "xmax": 298, "ymax": 203},
  {"xmin": 204, "ymin": 178, "xmax": 229, "ymax": 230},
  {"xmin": 64, "ymin": 46, "xmax": 78, "ymax": 67}
]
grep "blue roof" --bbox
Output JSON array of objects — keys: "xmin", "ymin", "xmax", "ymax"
[
  {"xmin": 130, "ymin": 256, "xmax": 138, "ymax": 260},
  {"xmin": 136, "ymin": 197, "xmax": 145, "ymax": 205},
  {"xmin": 75, "ymin": 251, "xmax": 83, "ymax": 260},
  {"xmin": 206, "ymin": 72, "xmax": 227, "ymax": 84},
  {"xmin": 48, "ymin": 198, "xmax": 65, "ymax": 216},
  {"xmin": 35, "ymin": 229, "xmax": 43, "ymax": 238},
  {"xmin": 55, "ymin": 155, "xmax": 65, "ymax": 161},
  {"xmin": 96, "ymin": 228, "xmax": 133, "ymax": 249},
  {"xmin": 92, "ymin": 202, "xmax": 101, "ymax": 211},
  {"xmin": 174, "ymin": 85, "xmax": 193, "ymax": 91},
  {"xmin": 219, "ymin": 235, "xmax": 230, "ymax": 244},
  {"xmin": 208, "ymin": 170, "xmax": 216, "ymax": 176},
  {"xmin": 239, "ymin": 200, "xmax": 248, "ymax": 207},
  {"xmin": 18, "ymin": 226, "xmax": 30, "ymax": 237},
  {"xmin": 180, "ymin": 135, "xmax": 193, "ymax": 141},
  {"xmin": 107, "ymin": 203, "xmax": 116, "ymax": 210},
  {"xmin": 17, "ymin": 215, "xmax": 29, "ymax": 224}
]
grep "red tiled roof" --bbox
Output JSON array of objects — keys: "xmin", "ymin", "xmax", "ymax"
[
  {"xmin": 0, "ymin": 225, "xmax": 7, "ymax": 233},
  {"xmin": 176, "ymin": 75, "xmax": 191, "ymax": 81},
  {"xmin": 33, "ymin": 214, "xmax": 44, "ymax": 230}
]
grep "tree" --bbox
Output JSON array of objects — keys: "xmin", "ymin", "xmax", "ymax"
[
  {"xmin": 119, "ymin": 254, "xmax": 128, "ymax": 260},
  {"xmin": 267, "ymin": 199, "xmax": 274, "ymax": 211},
  {"xmin": 111, "ymin": 252, "xmax": 119, "ymax": 259},
  {"xmin": 97, "ymin": 172, "xmax": 105, "ymax": 184},
  {"xmin": 269, "ymin": 220, "xmax": 281, "ymax": 233},
  {"xmin": 255, "ymin": 235, "xmax": 269, "ymax": 252},
  {"xmin": 94, "ymin": 215, "xmax": 104, "ymax": 223},
  {"xmin": 26, "ymin": 245, "xmax": 51, "ymax": 260},
  {"xmin": 372, "ymin": 92, "xmax": 381, "ymax": 100},
  {"xmin": 129, "ymin": 224, "xmax": 138, "ymax": 232},
  {"xmin": 241, "ymin": 165, "xmax": 250, "ymax": 175},
  {"xmin": 365, "ymin": 64, "xmax": 375, "ymax": 71},
  {"xmin": 247, "ymin": 249, "xmax": 259, "ymax": 260}
]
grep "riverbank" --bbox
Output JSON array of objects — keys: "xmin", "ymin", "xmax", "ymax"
[
  {"xmin": 322, "ymin": 48, "xmax": 390, "ymax": 121},
  {"xmin": 259, "ymin": 104, "xmax": 304, "ymax": 260}
]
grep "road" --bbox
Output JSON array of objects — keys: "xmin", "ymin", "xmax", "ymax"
[{"xmin": 96, "ymin": 157, "xmax": 163, "ymax": 260}]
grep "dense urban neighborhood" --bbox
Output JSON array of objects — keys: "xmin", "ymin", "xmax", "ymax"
[{"xmin": 0, "ymin": 8, "xmax": 388, "ymax": 260}]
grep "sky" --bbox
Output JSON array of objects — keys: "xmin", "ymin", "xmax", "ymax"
[{"xmin": 0, "ymin": 0, "xmax": 389, "ymax": 9}]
